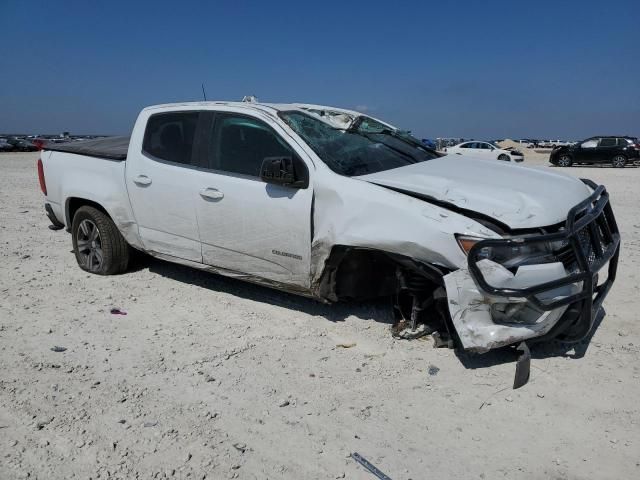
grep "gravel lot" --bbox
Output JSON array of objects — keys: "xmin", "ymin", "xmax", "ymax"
[{"xmin": 1, "ymin": 151, "xmax": 639, "ymax": 479}]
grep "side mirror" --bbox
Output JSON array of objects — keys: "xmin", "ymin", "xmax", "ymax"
[{"xmin": 260, "ymin": 156, "xmax": 308, "ymax": 189}]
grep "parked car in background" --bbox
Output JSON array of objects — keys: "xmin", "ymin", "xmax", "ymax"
[
  {"xmin": 435, "ymin": 138, "xmax": 467, "ymax": 150},
  {"xmin": 539, "ymin": 139, "xmax": 573, "ymax": 149},
  {"xmin": 444, "ymin": 141, "xmax": 524, "ymax": 162},
  {"xmin": 0, "ymin": 138, "xmax": 14, "ymax": 152},
  {"xmin": 421, "ymin": 138, "xmax": 436, "ymax": 149},
  {"xmin": 7, "ymin": 137, "xmax": 39, "ymax": 152},
  {"xmin": 550, "ymin": 136, "xmax": 640, "ymax": 168}
]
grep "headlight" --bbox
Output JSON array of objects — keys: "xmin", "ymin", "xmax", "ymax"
[{"xmin": 456, "ymin": 234, "xmax": 569, "ymax": 268}]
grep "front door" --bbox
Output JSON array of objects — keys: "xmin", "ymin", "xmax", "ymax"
[
  {"xmin": 195, "ymin": 112, "xmax": 313, "ymax": 288},
  {"xmin": 594, "ymin": 137, "xmax": 618, "ymax": 164},
  {"xmin": 477, "ymin": 142, "xmax": 497, "ymax": 159}
]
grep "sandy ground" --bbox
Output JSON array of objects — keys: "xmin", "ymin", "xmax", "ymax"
[{"xmin": 1, "ymin": 151, "xmax": 639, "ymax": 480}]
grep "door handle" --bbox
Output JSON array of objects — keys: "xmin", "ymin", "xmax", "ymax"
[
  {"xmin": 199, "ymin": 188, "xmax": 224, "ymax": 200},
  {"xmin": 133, "ymin": 175, "xmax": 152, "ymax": 186}
]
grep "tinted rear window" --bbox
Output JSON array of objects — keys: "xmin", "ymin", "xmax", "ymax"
[
  {"xmin": 143, "ymin": 112, "xmax": 199, "ymax": 165},
  {"xmin": 599, "ymin": 138, "xmax": 617, "ymax": 147}
]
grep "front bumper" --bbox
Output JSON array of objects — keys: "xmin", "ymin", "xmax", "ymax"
[{"xmin": 444, "ymin": 180, "xmax": 620, "ymax": 352}]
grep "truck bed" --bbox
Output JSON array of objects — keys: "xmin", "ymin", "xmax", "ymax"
[{"xmin": 44, "ymin": 136, "xmax": 130, "ymax": 161}]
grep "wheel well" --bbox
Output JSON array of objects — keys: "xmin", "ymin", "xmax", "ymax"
[
  {"xmin": 316, "ymin": 245, "xmax": 448, "ymax": 302},
  {"xmin": 65, "ymin": 198, "xmax": 109, "ymax": 228}
]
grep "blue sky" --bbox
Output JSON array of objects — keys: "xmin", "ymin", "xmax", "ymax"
[{"xmin": 1, "ymin": 0, "xmax": 638, "ymax": 139}]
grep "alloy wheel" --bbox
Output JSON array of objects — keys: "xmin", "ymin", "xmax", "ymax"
[
  {"xmin": 612, "ymin": 155, "xmax": 626, "ymax": 168},
  {"xmin": 558, "ymin": 155, "xmax": 572, "ymax": 167},
  {"xmin": 76, "ymin": 219, "xmax": 103, "ymax": 272}
]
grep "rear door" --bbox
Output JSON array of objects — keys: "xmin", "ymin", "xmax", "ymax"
[
  {"xmin": 125, "ymin": 111, "xmax": 206, "ymax": 262},
  {"xmin": 595, "ymin": 137, "xmax": 618, "ymax": 164},
  {"xmin": 194, "ymin": 111, "xmax": 314, "ymax": 288}
]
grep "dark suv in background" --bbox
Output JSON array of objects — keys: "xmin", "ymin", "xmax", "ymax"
[{"xmin": 550, "ymin": 136, "xmax": 640, "ymax": 168}]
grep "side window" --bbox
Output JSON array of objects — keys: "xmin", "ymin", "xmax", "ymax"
[
  {"xmin": 598, "ymin": 138, "xmax": 617, "ymax": 147},
  {"xmin": 142, "ymin": 112, "xmax": 199, "ymax": 164},
  {"xmin": 617, "ymin": 138, "xmax": 631, "ymax": 146},
  {"xmin": 581, "ymin": 139, "xmax": 598, "ymax": 148},
  {"xmin": 212, "ymin": 115, "xmax": 293, "ymax": 177},
  {"xmin": 478, "ymin": 143, "xmax": 491, "ymax": 150},
  {"xmin": 459, "ymin": 143, "xmax": 470, "ymax": 148}
]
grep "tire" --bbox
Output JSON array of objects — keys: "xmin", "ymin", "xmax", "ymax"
[
  {"xmin": 612, "ymin": 155, "xmax": 626, "ymax": 168},
  {"xmin": 557, "ymin": 154, "xmax": 573, "ymax": 167},
  {"xmin": 71, "ymin": 206, "xmax": 130, "ymax": 275},
  {"xmin": 498, "ymin": 154, "xmax": 510, "ymax": 161}
]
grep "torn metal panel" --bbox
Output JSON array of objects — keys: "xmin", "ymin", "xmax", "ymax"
[{"xmin": 444, "ymin": 260, "xmax": 581, "ymax": 352}]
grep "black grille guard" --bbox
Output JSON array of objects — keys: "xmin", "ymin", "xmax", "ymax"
[{"xmin": 467, "ymin": 179, "xmax": 620, "ymax": 342}]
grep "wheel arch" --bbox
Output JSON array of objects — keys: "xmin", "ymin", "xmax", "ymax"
[
  {"xmin": 313, "ymin": 244, "xmax": 450, "ymax": 302},
  {"xmin": 64, "ymin": 196, "xmax": 143, "ymax": 249},
  {"xmin": 65, "ymin": 197, "xmax": 109, "ymax": 230}
]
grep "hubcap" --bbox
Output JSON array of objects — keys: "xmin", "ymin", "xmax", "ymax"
[
  {"xmin": 76, "ymin": 219, "xmax": 103, "ymax": 272},
  {"xmin": 613, "ymin": 156, "xmax": 625, "ymax": 167},
  {"xmin": 559, "ymin": 156, "xmax": 570, "ymax": 166}
]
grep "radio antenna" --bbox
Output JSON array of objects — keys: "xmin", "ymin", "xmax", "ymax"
[{"xmin": 201, "ymin": 83, "xmax": 207, "ymax": 101}]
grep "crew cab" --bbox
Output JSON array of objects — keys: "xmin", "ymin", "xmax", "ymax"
[{"xmin": 38, "ymin": 101, "xmax": 620, "ymax": 354}]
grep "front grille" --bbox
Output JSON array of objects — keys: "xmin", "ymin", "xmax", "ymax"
[
  {"xmin": 573, "ymin": 195, "xmax": 616, "ymax": 269},
  {"xmin": 577, "ymin": 226, "xmax": 597, "ymax": 266},
  {"xmin": 467, "ymin": 179, "xmax": 620, "ymax": 342},
  {"xmin": 468, "ymin": 181, "xmax": 620, "ymax": 312}
]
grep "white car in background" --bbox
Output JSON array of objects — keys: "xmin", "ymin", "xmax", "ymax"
[{"xmin": 445, "ymin": 141, "xmax": 524, "ymax": 162}]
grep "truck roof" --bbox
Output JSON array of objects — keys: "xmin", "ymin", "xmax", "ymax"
[
  {"xmin": 141, "ymin": 101, "xmax": 363, "ymax": 116},
  {"xmin": 142, "ymin": 101, "xmax": 395, "ymax": 130},
  {"xmin": 42, "ymin": 102, "xmax": 395, "ymax": 161}
]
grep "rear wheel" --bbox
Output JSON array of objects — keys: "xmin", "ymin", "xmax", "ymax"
[
  {"xmin": 612, "ymin": 155, "xmax": 626, "ymax": 168},
  {"xmin": 497, "ymin": 154, "xmax": 510, "ymax": 161},
  {"xmin": 71, "ymin": 206, "xmax": 130, "ymax": 275},
  {"xmin": 557, "ymin": 154, "xmax": 573, "ymax": 167}
]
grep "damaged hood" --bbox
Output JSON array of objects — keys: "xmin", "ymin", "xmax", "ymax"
[{"xmin": 357, "ymin": 156, "xmax": 592, "ymax": 229}]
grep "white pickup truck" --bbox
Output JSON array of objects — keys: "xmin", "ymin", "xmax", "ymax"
[{"xmin": 39, "ymin": 101, "xmax": 620, "ymax": 354}]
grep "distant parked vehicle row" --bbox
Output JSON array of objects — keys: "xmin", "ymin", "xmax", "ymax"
[
  {"xmin": 444, "ymin": 141, "xmax": 524, "ymax": 162},
  {"xmin": 0, "ymin": 138, "xmax": 13, "ymax": 152},
  {"xmin": 8, "ymin": 137, "xmax": 39, "ymax": 151},
  {"xmin": 550, "ymin": 136, "xmax": 640, "ymax": 168},
  {"xmin": 0, "ymin": 137, "xmax": 39, "ymax": 152}
]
